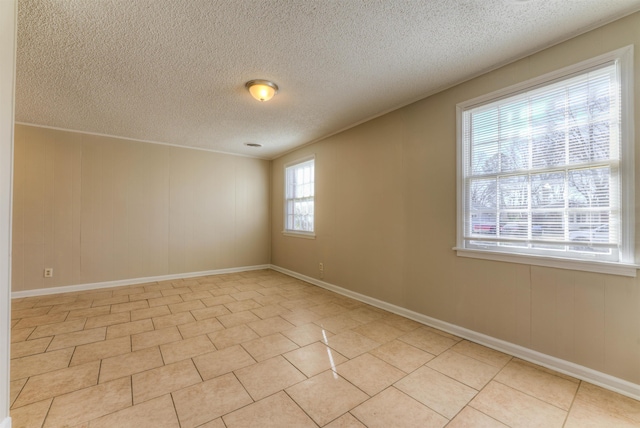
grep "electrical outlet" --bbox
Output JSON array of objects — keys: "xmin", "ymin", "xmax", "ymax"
[
  {"xmin": 44, "ymin": 268, "xmax": 53, "ymax": 278},
  {"xmin": 319, "ymin": 262, "xmax": 324, "ymax": 279}
]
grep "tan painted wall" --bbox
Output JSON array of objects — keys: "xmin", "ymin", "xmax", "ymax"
[
  {"xmin": 272, "ymin": 12, "xmax": 640, "ymax": 384},
  {"xmin": 12, "ymin": 124, "xmax": 271, "ymax": 292}
]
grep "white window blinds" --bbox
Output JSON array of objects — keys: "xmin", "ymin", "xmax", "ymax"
[
  {"xmin": 460, "ymin": 62, "xmax": 624, "ymax": 262},
  {"xmin": 285, "ymin": 158, "xmax": 315, "ymax": 233}
]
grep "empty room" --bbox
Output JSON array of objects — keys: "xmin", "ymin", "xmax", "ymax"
[{"xmin": 2, "ymin": 1, "xmax": 640, "ymax": 427}]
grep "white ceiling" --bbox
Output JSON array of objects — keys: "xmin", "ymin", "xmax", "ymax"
[{"xmin": 16, "ymin": 0, "xmax": 640, "ymax": 159}]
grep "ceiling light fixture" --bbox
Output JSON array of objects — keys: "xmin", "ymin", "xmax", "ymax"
[{"xmin": 245, "ymin": 79, "xmax": 279, "ymax": 102}]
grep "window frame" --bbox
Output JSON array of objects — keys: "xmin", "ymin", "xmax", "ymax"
[
  {"xmin": 455, "ymin": 46, "xmax": 637, "ymax": 276},
  {"xmin": 283, "ymin": 155, "xmax": 316, "ymax": 239}
]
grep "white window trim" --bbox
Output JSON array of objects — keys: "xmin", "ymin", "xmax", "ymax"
[
  {"xmin": 282, "ymin": 154, "xmax": 316, "ymax": 239},
  {"xmin": 455, "ymin": 45, "xmax": 637, "ymax": 277}
]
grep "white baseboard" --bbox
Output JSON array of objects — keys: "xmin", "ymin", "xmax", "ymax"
[
  {"xmin": 270, "ymin": 264, "xmax": 640, "ymax": 401},
  {"xmin": 11, "ymin": 264, "xmax": 271, "ymax": 299},
  {"xmin": 0, "ymin": 416, "xmax": 11, "ymax": 428}
]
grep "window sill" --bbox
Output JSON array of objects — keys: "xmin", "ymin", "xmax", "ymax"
[
  {"xmin": 282, "ymin": 231, "xmax": 316, "ymax": 239},
  {"xmin": 453, "ymin": 247, "xmax": 639, "ymax": 277}
]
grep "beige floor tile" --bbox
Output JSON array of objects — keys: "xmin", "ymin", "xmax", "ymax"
[
  {"xmin": 181, "ymin": 290, "xmax": 215, "ymax": 301},
  {"xmin": 217, "ymin": 310, "xmax": 261, "ymax": 328},
  {"xmin": 451, "ymin": 341, "xmax": 512, "ymax": 368},
  {"xmin": 193, "ymin": 345, "xmax": 256, "ymax": 380},
  {"xmin": 67, "ymin": 306, "xmax": 111, "ymax": 320},
  {"xmin": 127, "ymin": 290, "xmax": 163, "ymax": 301},
  {"xmin": 91, "ymin": 295, "xmax": 129, "ymax": 307},
  {"xmin": 130, "ymin": 305, "xmax": 172, "ymax": 321},
  {"xmin": 89, "ymin": 394, "xmax": 180, "ymax": 428},
  {"xmin": 324, "ymin": 330, "xmax": 380, "ymax": 359},
  {"xmin": 152, "ymin": 311, "xmax": 196, "ymax": 329},
  {"xmin": 280, "ymin": 298, "xmax": 318, "ymax": 311},
  {"xmin": 427, "ymin": 350, "xmax": 500, "ymax": 390},
  {"xmin": 351, "ymin": 387, "xmax": 448, "ymax": 428},
  {"xmin": 178, "ymin": 318, "xmax": 225, "ymax": 339},
  {"xmin": 286, "ymin": 371, "xmax": 369, "ymax": 426},
  {"xmin": 196, "ymin": 418, "xmax": 226, "ymax": 428},
  {"xmin": 132, "ymin": 359, "xmax": 202, "ymax": 404},
  {"xmin": 42, "ymin": 377, "xmax": 131, "ymax": 428},
  {"xmin": 148, "ymin": 295, "xmax": 185, "ymax": 308},
  {"xmin": 106, "ymin": 318, "xmax": 154, "ymax": 339},
  {"xmin": 172, "ymin": 373, "xmax": 252, "ymax": 428},
  {"xmin": 571, "ymin": 382, "xmax": 640, "ymax": 424},
  {"xmin": 231, "ymin": 290, "xmax": 262, "ymax": 301},
  {"xmin": 315, "ymin": 313, "xmax": 364, "ymax": 334},
  {"xmin": 395, "ymin": 366, "xmax": 477, "ymax": 419},
  {"xmin": 335, "ymin": 353, "xmax": 405, "ymax": 396},
  {"xmin": 470, "ymin": 381, "xmax": 567, "ymax": 427},
  {"xmin": 398, "ymin": 327, "xmax": 458, "ymax": 355},
  {"xmin": 111, "ymin": 300, "xmax": 149, "ymax": 314},
  {"xmin": 224, "ymin": 299, "xmax": 263, "ymax": 313},
  {"xmin": 251, "ymin": 302, "xmax": 290, "ymax": 318},
  {"xmin": 223, "ymin": 391, "xmax": 316, "ymax": 428},
  {"xmin": 283, "ymin": 341, "xmax": 348, "ymax": 377},
  {"xmin": 494, "ymin": 359, "xmax": 579, "ymax": 410},
  {"xmin": 46, "ymin": 300, "xmax": 93, "ymax": 314},
  {"xmin": 160, "ymin": 334, "xmax": 215, "ymax": 364},
  {"xmin": 32, "ymin": 295, "xmax": 75, "ymax": 307},
  {"xmin": 352, "ymin": 319, "xmax": 404, "ymax": 343},
  {"xmin": 11, "ymin": 299, "xmax": 37, "ymax": 311},
  {"xmin": 11, "ymin": 327, "xmax": 35, "ymax": 343},
  {"xmin": 309, "ymin": 302, "xmax": 350, "ymax": 317},
  {"xmin": 74, "ymin": 290, "xmax": 113, "ymax": 301},
  {"xmin": 241, "ymin": 332, "xmax": 299, "ymax": 361},
  {"xmin": 11, "ymin": 306, "xmax": 52, "ymax": 320},
  {"xmin": 161, "ymin": 287, "xmax": 193, "ymax": 297},
  {"xmin": 168, "ymin": 299, "xmax": 205, "ymax": 314},
  {"xmin": 131, "ymin": 326, "xmax": 182, "ymax": 351},
  {"xmin": 99, "ymin": 346, "xmax": 164, "ymax": 383},
  {"xmin": 201, "ymin": 295, "xmax": 237, "ymax": 307},
  {"xmin": 345, "ymin": 306, "xmax": 386, "ymax": 323},
  {"xmin": 11, "ymin": 348, "xmax": 74, "ymax": 381},
  {"xmin": 70, "ymin": 336, "xmax": 131, "ymax": 366},
  {"xmin": 11, "ymin": 337, "xmax": 52, "ymax": 359},
  {"xmin": 565, "ymin": 395, "xmax": 640, "ymax": 427},
  {"xmin": 13, "ymin": 312, "xmax": 69, "ymax": 329},
  {"xmin": 47, "ymin": 327, "xmax": 106, "ymax": 351},
  {"xmin": 380, "ymin": 314, "xmax": 422, "ymax": 332},
  {"xmin": 247, "ymin": 316, "xmax": 295, "ymax": 336},
  {"xmin": 324, "ymin": 413, "xmax": 367, "ymax": 427},
  {"xmin": 447, "ymin": 406, "xmax": 509, "ymax": 427},
  {"xmin": 191, "ymin": 305, "xmax": 231, "ymax": 321},
  {"xmin": 13, "ymin": 361, "xmax": 100, "ymax": 408},
  {"xmin": 235, "ymin": 355, "xmax": 306, "ymax": 400},
  {"xmin": 9, "ymin": 398, "xmax": 52, "ymax": 428},
  {"xmin": 84, "ymin": 311, "xmax": 130, "ymax": 329},
  {"xmin": 370, "ymin": 339, "xmax": 434, "ymax": 373},
  {"xmin": 210, "ymin": 286, "xmax": 240, "ymax": 297},
  {"xmin": 282, "ymin": 323, "xmax": 333, "ymax": 347},
  {"xmin": 207, "ymin": 324, "xmax": 259, "ymax": 349},
  {"xmin": 10, "ymin": 378, "xmax": 27, "ymax": 407},
  {"xmin": 280, "ymin": 308, "xmax": 323, "ymax": 326}
]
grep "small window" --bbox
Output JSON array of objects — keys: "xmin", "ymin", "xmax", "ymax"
[
  {"xmin": 284, "ymin": 156, "xmax": 315, "ymax": 237},
  {"xmin": 456, "ymin": 46, "xmax": 636, "ymax": 275}
]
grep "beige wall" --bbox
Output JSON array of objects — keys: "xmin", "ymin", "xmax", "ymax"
[
  {"xmin": 272, "ymin": 12, "xmax": 640, "ymax": 385},
  {"xmin": 12, "ymin": 124, "xmax": 271, "ymax": 292}
]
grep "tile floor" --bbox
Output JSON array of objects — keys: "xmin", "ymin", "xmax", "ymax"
[{"xmin": 8, "ymin": 269, "xmax": 640, "ymax": 427}]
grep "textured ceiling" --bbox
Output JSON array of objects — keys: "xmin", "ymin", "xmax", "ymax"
[{"xmin": 16, "ymin": 0, "xmax": 640, "ymax": 159}]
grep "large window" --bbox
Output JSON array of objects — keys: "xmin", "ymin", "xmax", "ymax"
[
  {"xmin": 456, "ymin": 47, "xmax": 635, "ymax": 275},
  {"xmin": 284, "ymin": 156, "xmax": 315, "ymax": 236}
]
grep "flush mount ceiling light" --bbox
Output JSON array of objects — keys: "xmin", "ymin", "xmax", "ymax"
[{"xmin": 245, "ymin": 79, "xmax": 279, "ymax": 102}]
